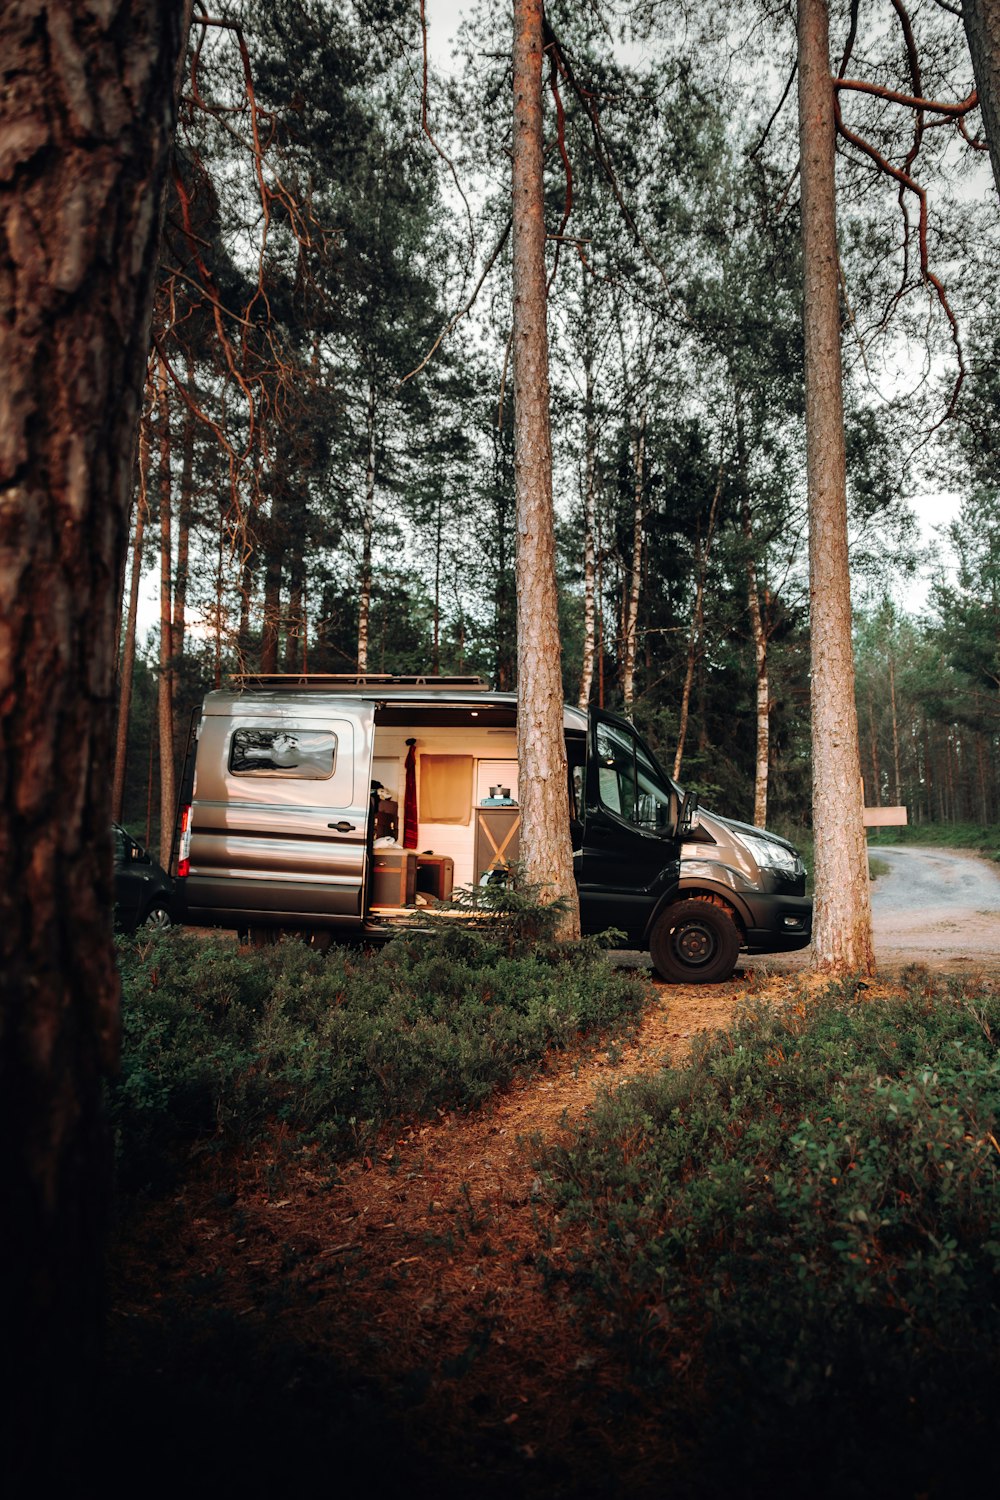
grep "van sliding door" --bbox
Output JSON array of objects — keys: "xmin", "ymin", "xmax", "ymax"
[{"xmin": 186, "ymin": 701, "xmax": 375, "ymax": 926}]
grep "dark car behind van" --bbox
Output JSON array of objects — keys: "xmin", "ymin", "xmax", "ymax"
[{"xmin": 113, "ymin": 824, "xmax": 177, "ymax": 932}]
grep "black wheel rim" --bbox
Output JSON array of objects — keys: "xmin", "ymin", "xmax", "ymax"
[{"xmin": 672, "ymin": 919, "xmax": 717, "ymax": 968}]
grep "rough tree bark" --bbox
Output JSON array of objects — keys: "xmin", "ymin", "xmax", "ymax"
[
  {"xmin": 512, "ymin": 0, "xmax": 580, "ymax": 937},
  {"xmin": 962, "ymin": 0, "xmax": 1000, "ymax": 202},
  {"xmin": 797, "ymin": 0, "xmax": 875, "ymax": 973},
  {"xmin": 0, "ymin": 0, "xmax": 187, "ymax": 1471}
]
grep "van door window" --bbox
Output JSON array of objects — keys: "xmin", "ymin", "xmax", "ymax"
[
  {"xmin": 596, "ymin": 723, "xmax": 673, "ymax": 832},
  {"xmin": 229, "ymin": 727, "xmax": 337, "ymax": 778}
]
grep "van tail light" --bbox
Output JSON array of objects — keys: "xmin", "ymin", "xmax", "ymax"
[{"xmin": 177, "ymin": 805, "xmax": 191, "ymax": 878}]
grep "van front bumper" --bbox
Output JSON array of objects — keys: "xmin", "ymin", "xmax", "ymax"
[{"xmin": 741, "ymin": 892, "xmax": 813, "ymax": 953}]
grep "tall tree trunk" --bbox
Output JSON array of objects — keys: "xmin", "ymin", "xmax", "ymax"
[
  {"xmin": 621, "ymin": 403, "xmax": 646, "ymax": 715},
  {"xmin": 673, "ymin": 467, "xmax": 722, "ymax": 781},
  {"xmin": 357, "ymin": 377, "xmax": 376, "ymax": 673},
  {"xmin": 156, "ymin": 355, "xmax": 177, "ymax": 869},
  {"xmin": 0, "ymin": 0, "xmax": 185, "ymax": 1471},
  {"xmin": 962, "ymin": 0, "xmax": 1000, "ymax": 203},
  {"xmin": 113, "ymin": 411, "xmax": 151, "ymax": 824},
  {"xmin": 577, "ymin": 327, "xmax": 598, "ymax": 711},
  {"xmin": 797, "ymin": 0, "xmax": 874, "ymax": 973},
  {"xmin": 742, "ymin": 495, "xmax": 770, "ymax": 828},
  {"xmin": 511, "ymin": 0, "xmax": 580, "ymax": 937}
]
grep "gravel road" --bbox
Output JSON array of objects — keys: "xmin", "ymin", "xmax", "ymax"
[
  {"xmin": 866, "ymin": 845, "xmax": 1000, "ymax": 966},
  {"xmin": 738, "ymin": 844, "xmax": 1000, "ymax": 975}
]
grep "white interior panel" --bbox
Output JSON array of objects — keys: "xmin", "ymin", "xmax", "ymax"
[{"xmin": 372, "ymin": 725, "xmax": 518, "ymax": 889}]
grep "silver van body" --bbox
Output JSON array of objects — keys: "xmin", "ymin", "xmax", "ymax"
[{"xmin": 178, "ymin": 675, "xmax": 811, "ymax": 982}]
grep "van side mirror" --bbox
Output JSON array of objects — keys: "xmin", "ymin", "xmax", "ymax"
[{"xmin": 679, "ymin": 790, "xmax": 699, "ymax": 836}]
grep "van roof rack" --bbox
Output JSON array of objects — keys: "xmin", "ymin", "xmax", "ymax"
[{"xmin": 226, "ymin": 673, "xmax": 492, "ymax": 692}]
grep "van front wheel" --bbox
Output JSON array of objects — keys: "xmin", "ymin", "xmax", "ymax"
[{"xmin": 649, "ymin": 899, "xmax": 739, "ymax": 984}]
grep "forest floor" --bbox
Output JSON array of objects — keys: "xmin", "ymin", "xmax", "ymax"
[
  {"xmin": 105, "ymin": 963, "xmax": 808, "ymax": 1497},
  {"xmin": 105, "ymin": 848, "xmax": 1000, "ymax": 1497}
]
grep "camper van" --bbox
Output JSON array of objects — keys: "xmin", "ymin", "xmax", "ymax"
[{"xmin": 176, "ymin": 675, "xmax": 811, "ymax": 983}]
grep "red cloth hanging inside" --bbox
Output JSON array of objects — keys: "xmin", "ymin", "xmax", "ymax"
[{"xmin": 403, "ymin": 739, "xmax": 418, "ymax": 849}]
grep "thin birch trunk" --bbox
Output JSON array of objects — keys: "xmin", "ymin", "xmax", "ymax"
[
  {"xmin": 214, "ymin": 500, "xmax": 225, "ymax": 687},
  {"xmin": 357, "ymin": 377, "xmax": 376, "ymax": 673},
  {"xmin": 512, "ymin": 0, "xmax": 580, "ymax": 937},
  {"xmin": 577, "ymin": 332, "xmax": 597, "ymax": 710},
  {"xmin": 259, "ymin": 500, "xmax": 283, "ymax": 674},
  {"xmin": 596, "ymin": 502, "xmax": 605, "ymax": 708},
  {"xmin": 868, "ymin": 686, "xmax": 882, "ymax": 805},
  {"xmin": 237, "ymin": 531, "xmax": 254, "ymax": 674},
  {"xmin": 173, "ymin": 351, "xmax": 194, "ymax": 662},
  {"xmin": 673, "ymin": 468, "xmax": 722, "ymax": 781},
  {"xmin": 112, "ymin": 413, "xmax": 150, "ymax": 824},
  {"xmin": 888, "ymin": 649, "xmax": 901, "ymax": 806},
  {"xmin": 798, "ymin": 0, "xmax": 874, "ymax": 973},
  {"xmin": 156, "ymin": 355, "xmax": 176, "ymax": 868},
  {"xmin": 433, "ymin": 494, "xmax": 442, "ymax": 675},
  {"xmin": 284, "ymin": 572, "xmax": 303, "ymax": 672},
  {"xmin": 742, "ymin": 494, "xmax": 770, "ymax": 827},
  {"xmin": 621, "ymin": 403, "xmax": 646, "ymax": 715}
]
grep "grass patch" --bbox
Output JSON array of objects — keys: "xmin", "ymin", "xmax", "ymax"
[
  {"xmin": 537, "ymin": 974, "xmax": 1000, "ymax": 1493},
  {"xmin": 112, "ymin": 925, "xmax": 649, "ymax": 1193},
  {"xmin": 868, "ymin": 854, "xmax": 891, "ymax": 879}
]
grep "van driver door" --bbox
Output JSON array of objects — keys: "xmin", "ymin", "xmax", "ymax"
[{"xmin": 578, "ymin": 711, "xmax": 680, "ymax": 938}]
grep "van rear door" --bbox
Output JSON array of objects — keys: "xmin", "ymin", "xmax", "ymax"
[{"xmin": 578, "ymin": 710, "xmax": 680, "ymax": 939}]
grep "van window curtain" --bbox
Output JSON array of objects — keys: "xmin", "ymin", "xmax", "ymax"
[{"xmin": 419, "ymin": 754, "xmax": 473, "ymax": 825}]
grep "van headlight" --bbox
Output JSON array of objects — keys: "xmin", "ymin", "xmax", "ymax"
[{"xmin": 738, "ymin": 833, "xmax": 800, "ymax": 877}]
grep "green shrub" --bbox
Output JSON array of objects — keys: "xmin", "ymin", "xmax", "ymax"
[
  {"xmin": 112, "ymin": 926, "xmax": 648, "ymax": 1192},
  {"xmin": 539, "ymin": 976, "xmax": 1000, "ymax": 1490}
]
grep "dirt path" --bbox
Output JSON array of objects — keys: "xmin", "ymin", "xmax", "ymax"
[{"xmin": 112, "ymin": 969, "xmax": 805, "ymax": 1495}]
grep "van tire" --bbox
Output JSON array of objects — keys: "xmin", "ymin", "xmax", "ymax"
[{"xmin": 649, "ymin": 898, "xmax": 739, "ymax": 984}]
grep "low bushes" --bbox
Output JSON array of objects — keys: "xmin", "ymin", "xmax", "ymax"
[
  {"xmin": 538, "ymin": 973, "xmax": 1000, "ymax": 1492},
  {"xmin": 112, "ymin": 926, "xmax": 648, "ymax": 1192}
]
